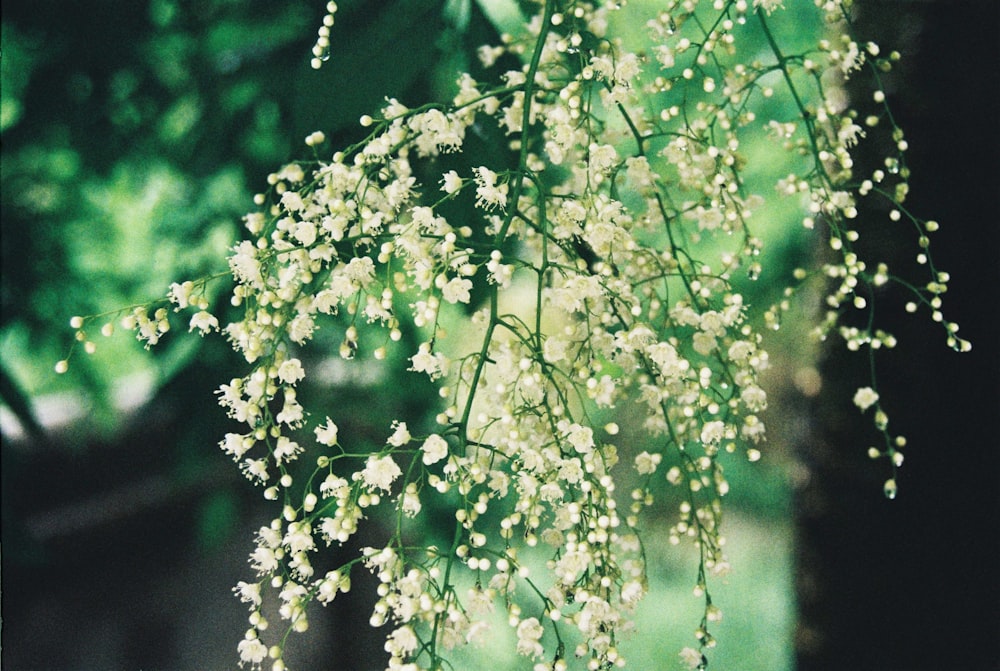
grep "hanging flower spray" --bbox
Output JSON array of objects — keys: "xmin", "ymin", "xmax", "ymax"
[{"xmin": 62, "ymin": 1, "xmax": 966, "ymax": 668}]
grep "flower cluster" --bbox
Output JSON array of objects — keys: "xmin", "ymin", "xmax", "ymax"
[{"xmin": 64, "ymin": 1, "xmax": 965, "ymax": 669}]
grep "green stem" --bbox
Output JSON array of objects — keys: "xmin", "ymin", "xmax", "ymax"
[{"xmin": 494, "ymin": 0, "xmax": 556, "ymax": 245}]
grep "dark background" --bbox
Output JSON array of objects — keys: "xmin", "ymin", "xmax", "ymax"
[{"xmin": 795, "ymin": 2, "xmax": 1000, "ymax": 669}]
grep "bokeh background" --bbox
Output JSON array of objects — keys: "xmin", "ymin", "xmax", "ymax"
[{"xmin": 2, "ymin": 1, "xmax": 997, "ymax": 669}]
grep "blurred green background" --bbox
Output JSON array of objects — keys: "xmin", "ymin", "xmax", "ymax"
[{"xmin": 1, "ymin": 1, "xmax": 997, "ymax": 670}]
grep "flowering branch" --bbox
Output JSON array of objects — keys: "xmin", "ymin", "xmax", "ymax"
[{"xmin": 61, "ymin": 1, "xmax": 965, "ymax": 669}]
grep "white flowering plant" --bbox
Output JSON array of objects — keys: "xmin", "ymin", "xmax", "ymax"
[{"xmin": 59, "ymin": 1, "xmax": 966, "ymax": 669}]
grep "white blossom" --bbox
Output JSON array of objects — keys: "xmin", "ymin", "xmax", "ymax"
[
  {"xmin": 315, "ymin": 418, "xmax": 339, "ymax": 446},
  {"xmin": 853, "ymin": 386, "xmax": 880, "ymax": 411},
  {"xmin": 362, "ymin": 454, "xmax": 401, "ymax": 492},
  {"xmin": 421, "ymin": 434, "xmax": 449, "ymax": 465}
]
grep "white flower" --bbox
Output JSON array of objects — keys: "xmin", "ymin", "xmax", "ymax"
[
  {"xmin": 274, "ymin": 436, "xmax": 303, "ymax": 465},
  {"xmin": 441, "ymin": 276, "xmax": 473, "ymax": 304},
  {"xmin": 488, "ymin": 470, "xmax": 510, "ymax": 496},
  {"xmin": 588, "ymin": 143, "xmax": 618, "ymax": 173},
  {"xmin": 276, "ymin": 391, "xmax": 304, "ymax": 426},
  {"xmin": 291, "ymin": 220, "xmax": 317, "ymax": 246},
  {"xmin": 221, "ymin": 432, "xmax": 253, "ymax": 459},
  {"xmin": 249, "ymin": 545, "xmax": 278, "ymax": 573},
  {"xmin": 692, "ymin": 331, "xmax": 716, "ymax": 355},
  {"xmin": 343, "ymin": 256, "xmax": 376, "ymax": 284},
  {"xmin": 853, "ymin": 386, "xmax": 880, "ymax": 411},
  {"xmin": 613, "ymin": 51, "xmax": 641, "ymax": 83},
  {"xmin": 477, "ymin": 44, "xmax": 503, "ymax": 68},
  {"xmin": 244, "ymin": 212, "xmax": 265, "ymax": 234},
  {"xmin": 441, "ymin": 169, "xmax": 463, "ymax": 194},
  {"xmin": 620, "ymin": 579, "xmax": 645, "ymax": 606},
  {"xmin": 189, "ymin": 311, "xmax": 219, "ymax": 335},
  {"xmin": 411, "ymin": 108, "xmax": 464, "ymax": 155},
  {"xmin": 700, "ymin": 420, "xmax": 727, "ymax": 445},
  {"xmin": 728, "ymin": 340, "xmax": 754, "ymax": 361},
  {"xmin": 542, "ymin": 336, "xmax": 568, "ymax": 363},
  {"xmin": 473, "ymin": 166, "xmax": 507, "ymax": 211},
  {"xmin": 742, "ymin": 414, "xmax": 766, "ymax": 442},
  {"xmin": 401, "ymin": 486, "xmax": 422, "ymax": 516},
  {"xmin": 283, "ymin": 522, "xmax": 315, "ymax": 554},
  {"xmin": 515, "ymin": 617, "xmax": 544, "ymax": 658},
  {"xmin": 316, "ymin": 571, "xmax": 342, "ymax": 604},
  {"xmin": 238, "ymin": 633, "xmax": 268, "ymax": 666},
  {"xmin": 554, "ymin": 548, "xmax": 589, "ymax": 583},
  {"xmin": 679, "ymin": 647, "xmax": 704, "ymax": 669},
  {"xmin": 421, "ymin": 434, "xmax": 449, "ymax": 465},
  {"xmin": 276, "ymin": 162, "xmax": 305, "ymax": 183},
  {"xmin": 386, "ymin": 625, "xmax": 419, "ymax": 657},
  {"xmin": 565, "ymin": 423, "xmax": 595, "ymax": 454},
  {"xmin": 280, "ymin": 190, "xmax": 305, "ymax": 213},
  {"xmin": 229, "ymin": 240, "xmax": 263, "ymax": 288},
  {"xmin": 740, "ymin": 385, "xmax": 768, "ymax": 411},
  {"xmin": 486, "ymin": 250, "xmax": 513, "ymax": 287},
  {"xmin": 387, "ymin": 421, "xmax": 412, "ymax": 447},
  {"xmin": 277, "ymin": 358, "xmax": 306, "ymax": 385},
  {"xmin": 319, "ymin": 473, "xmax": 349, "ymax": 499},
  {"xmin": 590, "ymin": 55, "xmax": 615, "ymax": 80},
  {"xmin": 315, "ymin": 418, "xmax": 339, "ymax": 446},
  {"xmin": 838, "ymin": 120, "xmax": 865, "ymax": 147},
  {"xmin": 647, "ymin": 341, "xmax": 689, "ymax": 378},
  {"xmin": 362, "ymin": 454, "xmax": 401, "ymax": 492},
  {"xmin": 243, "ymin": 458, "xmax": 269, "ymax": 483},
  {"xmin": 410, "ymin": 342, "xmax": 447, "ymax": 379},
  {"xmin": 168, "ymin": 281, "xmax": 194, "ymax": 309},
  {"xmin": 288, "ymin": 313, "xmax": 316, "ymax": 343},
  {"xmin": 634, "ymin": 450, "xmax": 661, "ymax": 475},
  {"xmin": 234, "ymin": 580, "xmax": 262, "ymax": 606}
]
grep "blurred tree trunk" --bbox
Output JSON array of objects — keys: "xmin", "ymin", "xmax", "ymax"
[{"xmin": 794, "ymin": 1, "xmax": 1000, "ymax": 669}]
